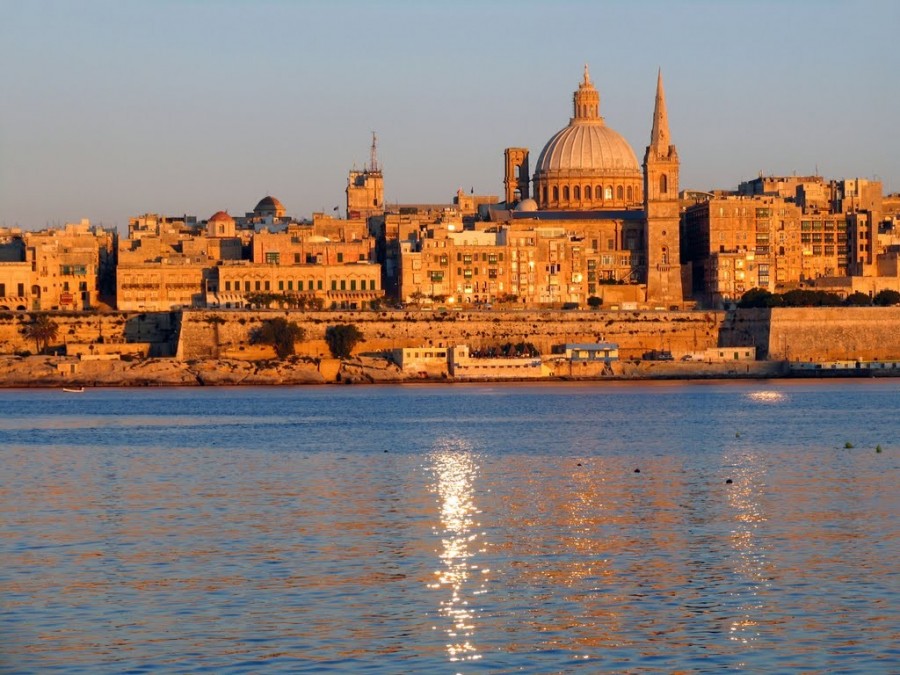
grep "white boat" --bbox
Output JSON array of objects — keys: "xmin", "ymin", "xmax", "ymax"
[{"xmin": 62, "ymin": 387, "xmax": 85, "ymax": 393}]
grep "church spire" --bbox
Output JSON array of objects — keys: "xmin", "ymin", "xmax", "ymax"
[{"xmin": 650, "ymin": 68, "xmax": 670, "ymax": 151}]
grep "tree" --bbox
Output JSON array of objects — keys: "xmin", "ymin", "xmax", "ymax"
[
  {"xmin": 250, "ymin": 317, "xmax": 305, "ymax": 359},
  {"xmin": 873, "ymin": 289, "xmax": 900, "ymax": 306},
  {"xmin": 587, "ymin": 295, "xmax": 603, "ymax": 309},
  {"xmin": 23, "ymin": 314, "xmax": 59, "ymax": 354},
  {"xmin": 737, "ymin": 288, "xmax": 778, "ymax": 308},
  {"xmin": 325, "ymin": 324, "xmax": 363, "ymax": 358},
  {"xmin": 844, "ymin": 291, "xmax": 872, "ymax": 307}
]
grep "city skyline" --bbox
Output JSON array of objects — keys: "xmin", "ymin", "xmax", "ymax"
[{"xmin": 1, "ymin": 0, "xmax": 898, "ymax": 230}]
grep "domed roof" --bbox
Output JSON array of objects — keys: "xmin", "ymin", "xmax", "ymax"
[
  {"xmin": 535, "ymin": 122, "xmax": 639, "ymax": 174},
  {"xmin": 534, "ymin": 65, "xmax": 640, "ymax": 177},
  {"xmin": 209, "ymin": 210, "xmax": 234, "ymax": 223},
  {"xmin": 515, "ymin": 198, "xmax": 539, "ymax": 212},
  {"xmin": 254, "ymin": 195, "xmax": 285, "ymax": 215}
]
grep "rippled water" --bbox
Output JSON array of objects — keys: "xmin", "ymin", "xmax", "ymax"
[{"xmin": 1, "ymin": 381, "xmax": 898, "ymax": 673}]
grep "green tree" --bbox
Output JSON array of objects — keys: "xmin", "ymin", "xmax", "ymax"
[
  {"xmin": 250, "ymin": 317, "xmax": 306, "ymax": 359},
  {"xmin": 844, "ymin": 291, "xmax": 872, "ymax": 307},
  {"xmin": 325, "ymin": 324, "xmax": 363, "ymax": 358},
  {"xmin": 737, "ymin": 288, "xmax": 779, "ymax": 308},
  {"xmin": 873, "ymin": 289, "xmax": 900, "ymax": 306},
  {"xmin": 23, "ymin": 314, "xmax": 59, "ymax": 354},
  {"xmin": 587, "ymin": 295, "xmax": 603, "ymax": 309}
]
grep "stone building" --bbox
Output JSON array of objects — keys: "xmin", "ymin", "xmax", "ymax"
[
  {"xmin": 0, "ymin": 221, "xmax": 116, "ymax": 311},
  {"xmin": 372, "ymin": 66, "xmax": 683, "ymax": 308}
]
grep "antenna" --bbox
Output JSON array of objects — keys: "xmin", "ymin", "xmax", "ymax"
[{"xmin": 369, "ymin": 131, "xmax": 379, "ymax": 173}]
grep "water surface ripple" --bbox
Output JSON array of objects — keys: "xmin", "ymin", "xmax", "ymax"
[{"xmin": 1, "ymin": 381, "xmax": 897, "ymax": 673}]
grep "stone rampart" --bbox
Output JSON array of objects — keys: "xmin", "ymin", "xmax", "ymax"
[
  {"xmin": 0, "ymin": 311, "xmax": 178, "ymax": 356},
  {"xmin": 177, "ymin": 309, "xmax": 726, "ymax": 362},
  {"xmin": 767, "ymin": 307, "xmax": 900, "ymax": 361}
]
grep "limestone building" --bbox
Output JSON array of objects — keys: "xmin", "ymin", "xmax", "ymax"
[{"xmin": 0, "ymin": 221, "xmax": 116, "ymax": 311}]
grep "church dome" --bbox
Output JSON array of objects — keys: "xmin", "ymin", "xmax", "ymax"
[
  {"xmin": 532, "ymin": 65, "xmax": 643, "ymax": 210},
  {"xmin": 253, "ymin": 195, "xmax": 286, "ymax": 218},
  {"xmin": 515, "ymin": 198, "xmax": 539, "ymax": 212},
  {"xmin": 535, "ymin": 123, "xmax": 639, "ymax": 174},
  {"xmin": 207, "ymin": 210, "xmax": 235, "ymax": 237},
  {"xmin": 209, "ymin": 210, "xmax": 234, "ymax": 224}
]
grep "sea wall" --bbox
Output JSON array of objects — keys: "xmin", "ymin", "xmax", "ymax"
[
  {"xmin": 714, "ymin": 307, "xmax": 900, "ymax": 361},
  {"xmin": 767, "ymin": 307, "xmax": 900, "ymax": 361},
  {"xmin": 0, "ymin": 311, "xmax": 179, "ymax": 356},
  {"xmin": 176, "ymin": 309, "xmax": 726, "ymax": 362}
]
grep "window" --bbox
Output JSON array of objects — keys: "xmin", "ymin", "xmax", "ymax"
[
  {"xmin": 659, "ymin": 174, "xmax": 668, "ymax": 194},
  {"xmin": 604, "ymin": 186, "xmax": 613, "ymax": 200},
  {"xmin": 255, "ymin": 281, "xmax": 261, "ymax": 291},
  {"xmin": 244, "ymin": 281, "xmax": 251, "ymax": 292},
  {"xmin": 265, "ymin": 252, "xmax": 279, "ymax": 264},
  {"xmin": 573, "ymin": 186, "xmax": 580, "ymax": 200},
  {"xmin": 337, "ymin": 253, "xmax": 344, "ymax": 263},
  {"xmin": 294, "ymin": 253, "xmax": 300, "ymax": 264},
  {"xmin": 430, "ymin": 271, "xmax": 444, "ymax": 282},
  {"xmin": 585, "ymin": 185, "xmax": 592, "ymax": 200},
  {"xmin": 331, "ymin": 280, "xmax": 337, "ymax": 291},
  {"xmin": 289, "ymin": 280, "xmax": 294, "ymax": 290},
  {"xmin": 552, "ymin": 186, "xmax": 559, "ymax": 201},
  {"xmin": 627, "ymin": 185, "xmax": 633, "ymax": 201},
  {"xmin": 278, "ymin": 281, "xmax": 284, "ymax": 291},
  {"xmin": 616, "ymin": 185, "xmax": 624, "ymax": 200},
  {"xmin": 350, "ymin": 280, "xmax": 356, "ymax": 290},
  {"xmin": 340, "ymin": 280, "xmax": 346, "ymax": 290},
  {"xmin": 225, "ymin": 281, "xmax": 231, "ymax": 291},
  {"xmin": 317, "ymin": 280, "xmax": 323, "ymax": 290},
  {"xmin": 562, "ymin": 186, "xmax": 570, "ymax": 201},
  {"xmin": 264, "ymin": 281, "xmax": 270, "ymax": 291}
]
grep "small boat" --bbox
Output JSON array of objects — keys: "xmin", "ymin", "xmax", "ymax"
[{"xmin": 62, "ymin": 387, "xmax": 85, "ymax": 393}]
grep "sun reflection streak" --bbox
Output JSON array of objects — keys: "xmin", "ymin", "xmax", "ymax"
[
  {"xmin": 427, "ymin": 438, "xmax": 487, "ymax": 664},
  {"xmin": 725, "ymin": 452, "xmax": 772, "ymax": 645}
]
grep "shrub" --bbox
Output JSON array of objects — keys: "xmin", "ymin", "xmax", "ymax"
[
  {"xmin": 844, "ymin": 292, "xmax": 872, "ymax": 307},
  {"xmin": 873, "ymin": 289, "xmax": 900, "ymax": 306}
]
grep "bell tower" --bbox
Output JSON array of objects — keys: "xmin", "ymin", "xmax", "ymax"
[
  {"xmin": 643, "ymin": 70, "xmax": 683, "ymax": 306},
  {"xmin": 504, "ymin": 147, "xmax": 530, "ymax": 204}
]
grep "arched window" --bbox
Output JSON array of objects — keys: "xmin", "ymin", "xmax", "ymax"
[
  {"xmin": 585, "ymin": 185, "xmax": 592, "ymax": 200},
  {"xmin": 542, "ymin": 187, "xmax": 548, "ymax": 204},
  {"xmin": 660, "ymin": 174, "xmax": 668, "ymax": 194},
  {"xmin": 626, "ymin": 185, "xmax": 633, "ymax": 202},
  {"xmin": 616, "ymin": 185, "xmax": 624, "ymax": 200},
  {"xmin": 573, "ymin": 185, "xmax": 580, "ymax": 200},
  {"xmin": 552, "ymin": 186, "xmax": 559, "ymax": 202},
  {"xmin": 604, "ymin": 186, "xmax": 613, "ymax": 200},
  {"xmin": 562, "ymin": 186, "xmax": 570, "ymax": 201},
  {"xmin": 661, "ymin": 246, "xmax": 669, "ymax": 265},
  {"xmin": 596, "ymin": 185, "xmax": 603, "ymax": 200}
]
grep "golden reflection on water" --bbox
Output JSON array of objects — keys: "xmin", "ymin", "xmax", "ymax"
[
  {"xmin": 427, "ymin": 438, "xmax": 486, "ymax": 664},
  {"xmin": 725, "ymin": 451, "xmax": 772, "ymax": 645},
  {"xmin": 746, "ymin": 390, "xmax": 788, "ymax": 404}
]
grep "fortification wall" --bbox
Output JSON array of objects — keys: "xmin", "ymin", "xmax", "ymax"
[
  {"xmin": 767, "ymin": 307, "xmax": 900, "ymax": 361},
  {"xmin": 177, "ymin": 309, "xmax": 725, "ymax": 361},
  {"xmin": 0, "ymin": 312, "xmax": 178, "ymax": 356}
]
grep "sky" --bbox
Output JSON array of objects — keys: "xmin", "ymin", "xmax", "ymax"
[{"xmin": 1, "ymin": 0, "xmax": 898, "ymax": 230}]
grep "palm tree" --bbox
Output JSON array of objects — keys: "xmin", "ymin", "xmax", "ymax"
[{"xmin": 23, "ymin": 314, "xmax": 59, "ymax": 354}]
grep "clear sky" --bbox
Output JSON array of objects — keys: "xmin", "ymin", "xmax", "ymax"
[{"xmin": 1, "ymin": 0, "xmax": 897, "ymax": 230}]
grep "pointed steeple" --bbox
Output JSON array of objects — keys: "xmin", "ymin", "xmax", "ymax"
[
  {"xmin": 583, "ymin": 63, "xmax": 591, "ymax": 85},
  {"xmin": 650, "ymin": 68, "xmax": 670, "ymax": 151}
]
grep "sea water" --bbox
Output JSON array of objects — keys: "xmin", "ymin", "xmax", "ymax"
[{"xmin": 1, "ymin": 381, "xmax": 897, "ymax": 673}]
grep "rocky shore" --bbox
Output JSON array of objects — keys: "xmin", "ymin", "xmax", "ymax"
[{"xmin": 0, "ymin": 354, "xmax": 801, "ymax": 388}]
